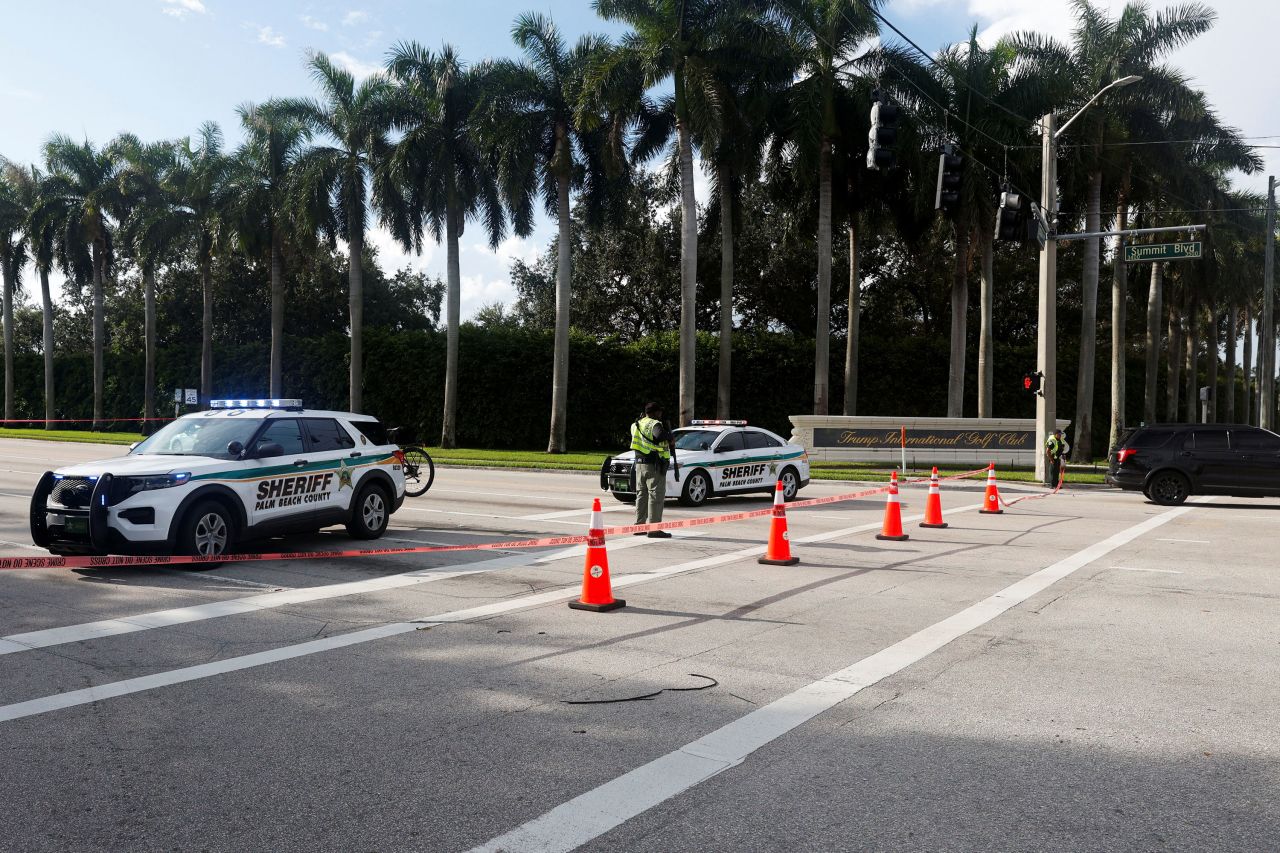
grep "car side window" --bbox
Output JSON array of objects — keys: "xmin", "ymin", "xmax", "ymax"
[
  {"xmin": 255, "ymin": 419, "xmax": 305, "ymax": 455},
  {"xmin": 302, "ymin": 418, "xmax": 356, "ymax": 451},
  {"xmin": 715, "ymin": 431, "xmax": 745, "ymax": 453},
  {"xmin": 1188, "ymin": 430, "xmax": 1229, "ymax": 451},
  {"xmin": 743, "ymin": 431, "xmax": 774, "ymax": 450},
  {"xmin": 349, "ymin": 420, "xmax": 389, "ymax": 446},
  {"xmin": 1232, "ymin": 430, "xmax": 1280, "ymax": 452}
]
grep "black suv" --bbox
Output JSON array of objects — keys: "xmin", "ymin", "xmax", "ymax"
[{"xmin": 1107, "ymin": 423, "xmax": 1280, "ymax": 505}]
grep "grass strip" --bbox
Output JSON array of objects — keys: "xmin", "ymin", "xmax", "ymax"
[{"xmin": 0, "ymin": 428, "xmax": 143, "ymax": 445}]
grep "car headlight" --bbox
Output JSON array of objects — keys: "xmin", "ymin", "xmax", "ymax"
[{"xmin": 124, "ymin": 472, "xmax": 192, "ymax": 493}]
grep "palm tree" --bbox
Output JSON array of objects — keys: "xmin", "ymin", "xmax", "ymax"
[
  {"xmin": 280, "ymin": 52, "xmax": 398, "ymax": 414},
  {"xmin": 384, "ymin": 43, "xmax": 503, "ymax": 448},
  {"xmin": 0, "ymin": 165, "xmax": 29, "ymax": 423},
  {"xmin": 230, "ymin": 101, "xmax": 311, "ymax": 397},
  {"xmin": 483, "ymin": 14, "xmax": 617, "ymax": 452},
  {"xmin": 7, "ymin": 163, "xmax": 59, "ymax": 428},
  {"xmin": 43, "ymin": 135, "xmax": 124, "ymax": 429}
]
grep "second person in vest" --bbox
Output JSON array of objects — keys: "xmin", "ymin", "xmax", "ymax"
[{"xmin": 631, "ymin": 402, "xmax": 674, "ymax": 537}]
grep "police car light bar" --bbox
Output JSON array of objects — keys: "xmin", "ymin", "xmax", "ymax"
[
  {"xmin": 209, "ymin": 399, "xmax": 303, "ymax": 410},
  {"xmin": 690, "ymin": 419, "xmax": 748, "ymax": 426}
]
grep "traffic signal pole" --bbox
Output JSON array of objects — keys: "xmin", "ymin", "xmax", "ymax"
[{"xmin": 1035, "ymin": 112, "xmax": 1057, "ymax": 485}]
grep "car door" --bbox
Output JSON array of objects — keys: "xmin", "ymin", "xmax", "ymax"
[
  {"xmin": 244, "ymin": 418, "xmax": 311, "ymax": 526},
  {"xmin": 710, "ymin": 430, "xmax": 752, "ymax": 493},
  {"xmin": 743, "ymin": 430, "xmax": 783, "ymax": 489},
  {"xmin": 1228, "ymin": 428, "xmax": 1280, "ymax": 493},
  {"xmin": 299, "ymin": 417, "xmax": 360, "ymax": 514},
  {"xmin": 1179, "ymin": 429, "xmax": 1236, "ymax": 490}
]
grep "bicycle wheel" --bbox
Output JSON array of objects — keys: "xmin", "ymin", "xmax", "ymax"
[{"xmin": 401, "ymin": 446, "xmax": 435, "ymax": 497}]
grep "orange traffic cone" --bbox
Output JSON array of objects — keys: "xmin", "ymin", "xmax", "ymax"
[
  {"xmin": 569, "ymin": 498, "xmax": 626, "ymax": 612},
  {"xmin": 979, "ymin": 463, "xmax": 1004, "ymax": 514},
  {"xmin": 758, "ymin": 480, "xmax": 800, "ymax": 566},
  {"xmin": 919, "ymin": 467, "xmax": 948, "ymax": 529},
  {"xmin": 876, "ymin": 471, "xmax": 910, "ymax": 541}
]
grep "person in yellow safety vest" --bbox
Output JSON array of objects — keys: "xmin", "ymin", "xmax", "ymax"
[
  {"xmin": 1044, "ymin": 429, "xmax": 1069, "ymax": 488},
  {"xmin": 630, "ymin": 402, "xmax": 674, "ymax": 538}
]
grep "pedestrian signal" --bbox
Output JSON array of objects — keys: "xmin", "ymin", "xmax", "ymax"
[{"xmin": 1023, "ymin": 371, "xmax": 1043, "ymax": 395}]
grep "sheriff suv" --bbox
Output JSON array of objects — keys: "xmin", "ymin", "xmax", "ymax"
[
  {"xmin": 30, "ymin": 400, "xmax": 407, "ymax": 558},
  {"xmin": 1107, "ymin": 423, "xmax": 1280, "ymax": 505}
]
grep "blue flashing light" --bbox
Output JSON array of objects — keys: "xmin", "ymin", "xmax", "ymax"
[{"xmin": 209, "ymin": 399, "xmax": 302, "ymax": 410}]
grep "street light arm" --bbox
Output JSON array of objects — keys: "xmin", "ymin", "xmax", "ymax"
[{"xmin": 1054, "ymin": 75, "xmax": 1142, "ymax": 140}]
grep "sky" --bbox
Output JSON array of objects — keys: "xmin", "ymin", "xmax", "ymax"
[{"xmin": 1, "ymin": 0, "xmax": 1276, "ymax": 319}]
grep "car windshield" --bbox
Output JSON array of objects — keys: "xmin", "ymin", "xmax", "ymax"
[
  {"xmin": 133, "ymin": 417, "xmax": 262, "ymax": 458},
  {"xmin": 673, "ymin": 429, "xmax": 718, "ymax": 451}
]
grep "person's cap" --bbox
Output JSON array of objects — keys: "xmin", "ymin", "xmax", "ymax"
[{"xmin": 644, "ymin": 401, "xmax": 662, "ymax": 415}]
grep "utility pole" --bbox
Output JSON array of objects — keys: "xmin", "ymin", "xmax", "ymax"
[
  {"xmin": 1263, "ymin": 176, "xmax": 1276, "ymax": 431},
  {"xmin": 1035, "ymin": 112, "xmax": 1057, "ymax": 484}
]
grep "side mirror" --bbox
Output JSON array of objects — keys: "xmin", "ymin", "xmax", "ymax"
[
  {"xmin": 227, "ymin": 441, "xmax": 245, "ymax": 458},
  {"xmin": 128, "ymin": 442, "xmax": 139, "ymax": 452},
  {"xmin": 254, "ymin": 441, "xmax": 284, "ymax": 459},
  {"xmin": 701, "ymin": 442, "xmax": 711, "ymax": 451}
]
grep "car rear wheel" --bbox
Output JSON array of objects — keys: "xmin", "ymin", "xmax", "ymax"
[
  {"xmin": 1147, "ymin": 471, "xmax": 1190, "ymax": 506},
  {"xmin": 779, "ymin": 467, "xmax": 800, "ymax": 501},
  {"xmin": 679, "ymin": 470, "xmax": 712, "ymax": 507},
  {"xmin": 178, "ymin": 500, "xmax": 235, "ymax": 567},
  {"xmin": 347, "ymin": 484, "xmax": 391, "ymax": 539}
]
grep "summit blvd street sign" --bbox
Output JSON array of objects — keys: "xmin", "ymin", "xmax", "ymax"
[{"xmin": 1124, "ymin": 241, "xmax": 1202, "ymax": 262}]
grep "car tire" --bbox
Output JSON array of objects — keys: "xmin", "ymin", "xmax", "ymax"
[
  {"xmin": 178, "ymin": 500, "xmax": 235, "ymax": 567},
  {"xmin": 347, "ymin": 484, "xmax": 391, "ymax": 540},
  {"xmin": 779, "ymin": 467, "xmax": 801, "ymax": 502},
  {"xmin": 1147, "ymin": 471, "xmax": 1190, "ymax": 506},
  {"xmin": 679, "ymin": 470, "xmax": 712, "ymax": 507},
  {"xmin": 611, "ymin": 493, "xmax": 637, "ymax": 504}
]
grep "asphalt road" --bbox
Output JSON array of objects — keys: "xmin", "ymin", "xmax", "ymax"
[{"xmin": 1, "ymin": 437, "xmax": 1276, "ymax": 852}]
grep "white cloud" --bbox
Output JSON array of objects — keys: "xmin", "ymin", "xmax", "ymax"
[
  {"xmin": 342, "ymin": 10, "xmax": 369, "ymax": 26},
  {"xmin": 366, "ymin": 224, "xmax": 435, "ymax": 275},
  {"xmin": 257, "ymin": 26, "xmax": 286, "ymax": 47},
  {"xmin": 3, "ymin": 87, "xmax": 40, "ymax": 102},
  {"xmin": 331, "ymin": 51, "xmax": 381, "ymax": 81},
  {"xmin": 161, "ymin": 0, "xmax": 206, "ymax": 18},
  {"xmin": 300, "ymin": 14, "xmax": 328, "ymax": 31},
  {"xmin": 460, "ymin": 274, "xmax": 519, "ymax": 321}
]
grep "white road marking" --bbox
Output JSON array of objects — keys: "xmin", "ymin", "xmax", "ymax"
[
  {"xmin": 0, "ymin": 505, "xmax": 982, "ymax": 721},
  {"xmin": 1112, "ymin": 565, "xmax": 1184, "ymax": 574},
  {"xmin": 0, "ymin": 539, "xmax": 45, "ymax": 552},
  {"xmin": 470, "ymin": 504, "xmax": 1193, "ymax": 853},
  {"xmin": 1156, "ymin": 538, "xmax": 1209, "ymax": 544},
  {"xmin": 0, "ymin": 530, "xmax": 704, "ymax": 657},
  {"xmin": 397, "ymin": 505, "xmax": 589, "ymax": 526},
  {"xmin": 161, "ymin": 571, "xmax": 289, "ymax": 590},
  {"xmin": 520, "ymin": 505, "xmax": 632, "ymax": 521}
]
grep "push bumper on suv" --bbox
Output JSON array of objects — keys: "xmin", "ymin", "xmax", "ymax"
[{"xmin": 31, "ymin": 470, "xmax": 176, "ymax": 556}]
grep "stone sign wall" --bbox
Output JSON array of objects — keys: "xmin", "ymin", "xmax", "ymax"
[{"xmin": 790, "ymin": 416, "xmax": 1071, "ymax": 467}]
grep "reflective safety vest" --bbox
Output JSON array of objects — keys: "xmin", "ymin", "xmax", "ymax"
[
  {"xmin": 630, "ymin": 417, "xmax": 670, "ymax": 460},
  {"xmin": 1046, "ymin": 435, "xmax": 1065, "ymax": 458}
]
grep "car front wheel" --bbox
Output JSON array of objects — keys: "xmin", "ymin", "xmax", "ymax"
[
  {"xmin": 679, "ymin": 470, "xmax": 712, "ymax": 507},
  {"xmin": 347, "ymin": 484, "xmax": 391, "ymax": 539},
  {"xmin": 179, "ymin": 500, "xmax": 235, "ymax": 566},
  {"xmin": 1147, "ymin": 471, "xmax": 1190, "ymax": 506}
]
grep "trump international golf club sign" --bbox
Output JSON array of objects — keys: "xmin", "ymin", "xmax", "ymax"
[{"xmin": 788, "ymin": 416, "xmax": 1072, "ymax": 467}]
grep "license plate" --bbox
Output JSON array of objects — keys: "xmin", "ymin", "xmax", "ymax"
[{"xmin": 64, "ymin": 516, "xmax": 89, "ymax": 536}]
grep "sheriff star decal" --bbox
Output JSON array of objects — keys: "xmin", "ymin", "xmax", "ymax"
[{"xmin": 337, "ymin": 460, "xmax": 354, "ymax": 490}]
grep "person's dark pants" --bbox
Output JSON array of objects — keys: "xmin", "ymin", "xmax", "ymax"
[{"xmin": 1045, "ymin": 457, "xmax": 1061, "ymax": 488}]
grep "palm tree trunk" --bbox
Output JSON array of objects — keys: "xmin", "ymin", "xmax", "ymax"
[
  {"xmin": 547, "ymin": 168, "xmax": 571, "ymax": 453},
  {"xmin": 716, "ymin": 165, "xmax": 733, "ymax": 420},
  {"xmin": 676, "ymin": 118, "xmax": 697, "ymax": 427},
  {"xmin": 1108, "ymin": 194, "xmax": 1130, "ymax": 450},
  {"xmin": 1143, "ymin": 261, "xmax": 1163, "ymax": 424},
  {"xmin": 349, "ymin": 214, "xmax": 364, "ymax": 414},
  {"xmin": 1257, "ymin": 312, "xmax": 1265, "ymax": 425},
  {"xmin": 1225, "ymin": 305, "xmax": 1237, "ymax": 424},
  {"xmin": 842, "ymin": 219, "xmax": 859, "ymax": 416},
  {"xmin": 1073, "ymin": 170, "xmax": 1103, "ymax": 460},
  {"xmin": 441, "ymin": 200, "xmax": 461, "ymax": 449},
  {"xmin": 1243, "ymin": 304, "xmax": 1253, "ymax": 425},
  {"xmin": 977, "ymin": 225, "xmax": 994, "ymax": 418},
  {"xmin": 92, "ymin": 240, "xmax": 105, "ymax": 431},
  {"xmin": 269, "ymin": 230, "xmax": 285, "ymax": 398},
  {"xmin": 1166, "ymin": 303, "xmax": 1182, "ymax": 422},
  {"xmin": 1, "ymin": 258, "xmax": 13, "ymax": 423},
  {"xmin": 946, "ymin": 224, "xmax": 970, "ymax": 418},
  {"xmin": 40, "ymin": 267, "xmax": 54, "ymax": 430},
  {"xmin": 144, "ymin": 264, "xmax": 156, "ymax": 425},
  {"xmin": 200, "ymin": 241, "xmax": 213, "ymax": 405},
  {"xmin": 813, "ymin": 141, "xmax": 832, "ymax": 416},
  {"xmin": 1184, "ymin": 306, "xmax": 1198, "ymax": 423},
  {"xmin": 1206, "ymin": 309, "xmax": 1220, "ymax": 423}
]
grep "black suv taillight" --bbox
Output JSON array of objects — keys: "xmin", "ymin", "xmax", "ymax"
[{"xmin": 1116, "ymin": 448, "xmax": 1138, "ymax": 464}]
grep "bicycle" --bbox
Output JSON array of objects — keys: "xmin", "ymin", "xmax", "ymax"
[{"xmin": 388, "ymin": 428, "xmax": 435, "ymax": 498}]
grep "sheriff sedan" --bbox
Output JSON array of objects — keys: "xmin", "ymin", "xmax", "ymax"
[
  {"xmin": 600, "ymin": 420, "xmax": 811, "ymax": 507},
  {"xmin": 30, "ymin": 400, "xmax": 406, "ymax": 558}
]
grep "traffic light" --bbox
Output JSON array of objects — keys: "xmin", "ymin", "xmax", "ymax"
[
  {"xmin": 935, "ymin": 144, "xmax": 962, "ymax": 212},
  {"xmin": 1023, "ymin": 370, "xmax": 1043, "ymax": 396},
  {"xmin": 867, "ymin": 91, "xmax": 900, "ymax": 171},
  {"xmin": 995, "ymin": 191, "xmax": 1023, "ymax": 242}
]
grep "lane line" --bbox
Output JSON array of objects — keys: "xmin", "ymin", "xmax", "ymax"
[
  {"xmin": 470, "ymin": 504, "xmax": 1193, "ymax": 853},
  {"xmin": 520, "ymin": 505, "xmax": 633, "ymax": 521},
  {"xmin": 1112, "ymin": 565, "xmax": 1184, "ymax": 574},
  {"xmin": 0, "ymin": 505, "xmax": 983, "ymax": 722},
  {"xmin": 0, "ymin": 539, "xmax": 45, "ymax": 552},
  {"xmin": 1156, "ymin": 538, "xmax": 1209, "ymax": 544},
  {"xmin": 0, "ymin": 530, "xmax": 705, "ymax": 657}
]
